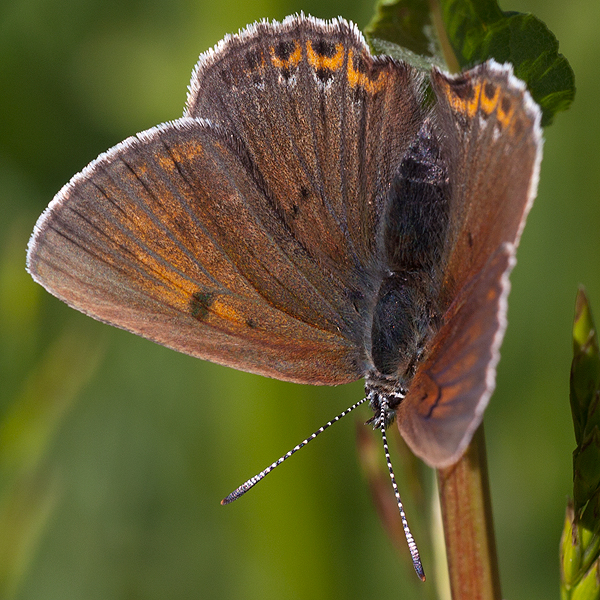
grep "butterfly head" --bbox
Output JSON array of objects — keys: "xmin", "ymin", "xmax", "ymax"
[{"xmin": 364, "ymin": 373, "xmax": 408, "ymax": 430}]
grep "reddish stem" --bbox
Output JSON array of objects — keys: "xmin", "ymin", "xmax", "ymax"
[{"xmin": 437, "ymin": 423, "xmax": 502, "ymax": 600}]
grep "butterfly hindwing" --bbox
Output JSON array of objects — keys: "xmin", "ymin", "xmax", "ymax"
[
  {"xmin": 396, "ymin": 62, "xmax": 542, "ymax": 467},
  {"xmin": 398, "ymin": 245, "xmax": 514, "ymax": 466}
]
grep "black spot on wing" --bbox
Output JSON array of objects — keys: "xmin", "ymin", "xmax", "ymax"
[
  {"xmin": 312, "ymin": 39, "xmax": 337, "ymax": 57},
  {"xmin": 191, "ymin": 291, "xmax": 214, "ymax": 321},
  {"xmin": 484, "ymin": 82, "xmax": 496, "ymax": 100},
  {"xmin": 274, "ymin": 40, "xmax": 296, "ymax": 60}
]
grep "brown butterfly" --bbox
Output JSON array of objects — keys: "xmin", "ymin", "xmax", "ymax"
[{"xmin": 26, "ymin": 15, "xmax": 542, "ymax": 578}]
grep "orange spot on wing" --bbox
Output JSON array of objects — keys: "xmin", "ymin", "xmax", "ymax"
[
  {"xmin": 496, "ymin": 95, "xmax": 516, "ymax": 130},
  {"xmin": 440, "ymin": 80, "xmax": 481, "ymax": 120},
  {"xmin": 443, "ymin": 79, "xmax": 518, "ymax": 131},
  {"xmin": 306, "ymin": 41, "xmax": 344, "ymax": 71},
  {"xmin": 480, "ymin": 84, "xmax": 500, "ymax": 116},
  {"xmin": 270, "ymin": 41, "xmax": 302, "ymax": 69},
  {"xmin": 346, "ymin": 49, "xmax": 387, "ymax": 94}
]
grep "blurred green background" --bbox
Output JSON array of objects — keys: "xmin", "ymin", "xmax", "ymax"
[{"xmin": 1, "ymin": 0, "xmax": 598, "ymax": 598}]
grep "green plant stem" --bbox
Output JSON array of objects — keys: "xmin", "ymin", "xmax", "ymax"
[
  {"xmin": 428, "ymin": 0, "xmax": 460, "ymax": 72},
  {"xmin": 437, "ymin": 423, "xmax": 501, "ymax": 600}
]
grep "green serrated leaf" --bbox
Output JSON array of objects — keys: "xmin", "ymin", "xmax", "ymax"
[
  {"xmin": 368, "ymin": 37, "xmax": 445, "ymax": 70},
  {"xmin": 364, "ymin": 0, "xmax": 575, "ymax": 126},
  {"xmin": 437, "ymin": 0, "xmax": 575, "ymax": 125}
]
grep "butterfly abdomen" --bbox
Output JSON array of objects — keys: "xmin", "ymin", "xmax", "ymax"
[
  {"xmin": 369, "ymin": 120, "xmax": 451, "ymax": 381},
  {"xmin": 370, "ymin": 273, "xmax": 435, "ymax": 378}
]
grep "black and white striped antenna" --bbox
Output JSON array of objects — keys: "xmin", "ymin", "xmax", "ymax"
[
  {"xmin": 221, "ymin": 396, "xmax": 425, "ymax": 580},
  {"xmin": 221, "ymin": 397, "xmax": 369, "ymax": 504}
]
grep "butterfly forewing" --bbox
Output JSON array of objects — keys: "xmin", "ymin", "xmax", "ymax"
[
  {"xmin": 186, "ymin": 16, "xmax": 426, "ymax": 276},
  {"xmin": 29, "ymin": 16, "xmax": 433, "ymax": 386},
  {"xmin": 27, "ymin": 119, "xmax": 363, "ymax": 384}
]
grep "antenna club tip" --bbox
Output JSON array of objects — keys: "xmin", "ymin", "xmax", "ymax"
[{"xmin": 415, "ymin": 564, "xmax": 426, "ymax": 582}]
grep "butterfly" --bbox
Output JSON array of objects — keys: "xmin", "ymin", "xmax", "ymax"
[{"xmin": 26, "ymin": 14, "xmax": 542, "ymax": 578}]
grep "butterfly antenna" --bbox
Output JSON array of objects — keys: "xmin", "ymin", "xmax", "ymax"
[
  {"xmin": 221, "ymin": 396, "xmax": 369, "ymax": 505},
  {"xmin": 379, "ymin": 423, "xmax": 426, "ymax": 581}
]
